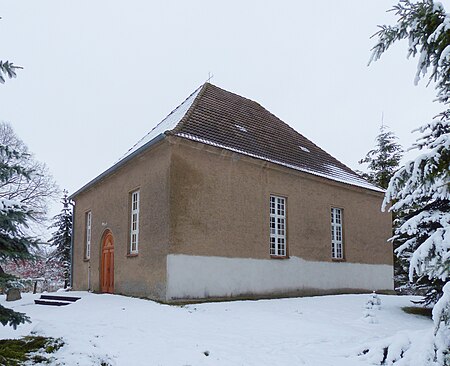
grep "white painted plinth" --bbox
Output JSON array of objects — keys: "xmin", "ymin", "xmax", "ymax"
[{"xmin": 166, "ymin": 254, "xmax": 393, "ymax": 300}]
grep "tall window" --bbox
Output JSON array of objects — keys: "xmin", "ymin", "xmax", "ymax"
[
  {"xmin": 85, "ymin": 211, "xmax": 92, "ymax": 260},
  {"xmin": 270, "ymin": 195, "xmax": 286, "ymax": 257},
  {"xmin": 331, "ymin": 207, "xmax": 343, "ymax": 259},
  {"xmin": 130, "ymin": 190, "xmax": 140, "ymax": 254}
]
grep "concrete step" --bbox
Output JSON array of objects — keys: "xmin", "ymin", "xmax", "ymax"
[
  {"xmin": 34, "ymin": 299, "xmax": 71, "ymax": 306},
  {"xmin": 34, "ymin": 294, "xmax": 81, "ymax": 306},
  {"xmin": 39, "ymin": 295, "xmax": 81, "ymax": 302}
]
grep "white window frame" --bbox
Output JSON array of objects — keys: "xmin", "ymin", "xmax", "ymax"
[
  {"xmin": 331, "ymin": 207, "xmax": 343, "ymax": 259},
  {"xmin": 85, "ymin": 211, "xmax": 92, "ymax": 260},
  {"xmin": 130, "ymin": 190, "xmax": 140, "ymax": 254},
  {"xmin": 270, "ymin": 195, "xmax": 287, "ymax": 257}
]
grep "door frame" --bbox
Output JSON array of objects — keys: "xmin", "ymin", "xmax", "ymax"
[{"xmin": 100, "ymin": 229, "xmax": 115, "ymax": 293}]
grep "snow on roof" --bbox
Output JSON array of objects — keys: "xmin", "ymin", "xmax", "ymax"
[
  {"xmin": 170, "ymin": 83, "xmax": 383, "ymax": 193},
  {"xmin": 69, "ymin": 86, "xmax": 202, "ymax": 199},
  {"xmin": 177, "ymin": 133, "xmax": 383, "ymax": 192},
  {"xmin": 72, "ymin": 83, "xmax": 383, "ymax": 198},
  {"xmin": 117, "ymin": 85, "xmax": 202, "ymax": 162},
  {"xmin": 234, "ymin": 124, "xmax": 248, "ymax": 133},
  {"xmin": 299, "ymin": 146, "xmax": 310, "ymax": 153},
  {"xmin": 322, "ymin": 163, "xmax": 383, "ymax": 192}
]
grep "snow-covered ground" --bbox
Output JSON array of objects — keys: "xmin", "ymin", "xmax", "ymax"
[{"xmin": 0, "ymin": 292, "xmax": 431, "ymax": 366}]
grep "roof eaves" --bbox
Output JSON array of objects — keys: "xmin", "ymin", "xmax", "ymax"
[
  {"xmin": 69, "ymin": 133, "xmax": 166, "ymax": 200},
  {"xmin": 175, "ymin": 132, "xmax": 384, "ymax": 193},
  {"xmin": 70, "ymin": 84, "xmax": 207, "ymax": 201}
]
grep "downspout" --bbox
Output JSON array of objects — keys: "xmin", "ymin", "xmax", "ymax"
[
  {"xmin": 88, "ymin": 262, "xmax": 91, "ymax": 292},
  {"xmin": 69, "ymin": 200, "xmax": 75, "ymax": 289}
]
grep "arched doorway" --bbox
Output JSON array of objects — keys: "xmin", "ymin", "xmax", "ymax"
[{"xmin": 101, "ymin": 230, "xmax": 114, "ymax": 293}]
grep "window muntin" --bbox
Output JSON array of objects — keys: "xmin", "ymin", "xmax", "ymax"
[
  {"xmin": 270, "ymin": 195, "xmax": 286, "ymax": 257},
  {"xmin": 130, "ymin": 190, "xmax": 140, "ymax": 254},
  {"xmin": 331, "ymin": 207, "xmax": 343, "ymax": 259},
  {"xmin": 85, "ymin": 211, "xmax": 92, "ymax": 260}
]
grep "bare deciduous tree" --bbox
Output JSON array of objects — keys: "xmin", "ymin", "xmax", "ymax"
[{"xmin": 0, "ymin": 122, "xmax": 59, "ymax": 223}]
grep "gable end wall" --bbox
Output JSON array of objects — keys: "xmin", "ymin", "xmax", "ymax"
[{"xmin": 72, "ymin": 141, "xmax": 171, "ymax": 300}]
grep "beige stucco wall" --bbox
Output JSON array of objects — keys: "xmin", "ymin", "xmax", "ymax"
[
  {"xmin": 166, "ymin": 137, "xmax": 393, "ymax": 299},
  {"xmin": 72, "ymin": 141, "xmax": 171, "ymax": 300},
  {"xmin": 168, "ymin": 137, "xmax": 393, "ymax": 266},
  {"xmin": 72, "ymin": 135, "xmax": 393, "ymax": 301}
]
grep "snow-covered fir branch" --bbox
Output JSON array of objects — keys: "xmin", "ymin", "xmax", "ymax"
[{"xmin": 371, "ymin": 1, "xmax": 450, "ymax": 363}]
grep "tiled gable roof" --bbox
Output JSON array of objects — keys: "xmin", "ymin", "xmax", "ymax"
[
  {"xmin": 72, "ymin": 82, "xmax": 381, "ymax": 199},
  {"xmin": 169, "ymin": 83, "xmax": 382, "ymax": 192}
]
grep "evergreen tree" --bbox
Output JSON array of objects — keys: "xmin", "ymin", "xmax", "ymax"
[
  {"xmin": 0, "ymin": 15, "xmax": 34, "ymax": 329},
  {"xmin": 0, "ymin": 145, "xmax": 37, "ymax": 328},
  {"xmin": 370, "ymin": 0, "xmax": 450, "ymax": 363},
  {"xmin": 0, "ymin": 146, "xmax": 37, "ymax": 262},
  {"xmin": 359, "ymin": 125, "xmax": 409, "ymax": 293},
  {"xmin": 358, "ymin": 124, "xmax": 403, "ymax": 190},
  {"xmin": 48, "ymin": 190, "xmax": 72, "ymax": 288},
  {"xmin": 0, "ymin": 60, "xmax": 21, "ymax": 84},
  {"xmin": 0, "ymin": 17, "xmax": 22, "ymax": 84}
]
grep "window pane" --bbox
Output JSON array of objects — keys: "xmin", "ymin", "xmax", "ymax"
[
  {"xmin": 86, "ymin": 212, "xmax": 92, "ymax": 259},
  {"xmin": 130, "ymin": 190, "xmax": 140, "ymax": 253},
  {"xmin": 331, "ymin": 208, "xmax": 343, "ymax": 259},
  {"xmin": 270, "ymin": 195, "xmax": 286, "ymax": 257}
]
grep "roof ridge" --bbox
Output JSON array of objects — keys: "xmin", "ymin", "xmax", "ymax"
[
  {"xmin": 170, "ymin": 83, "xmax": 382, "ymax": 193},
  {"xmin": 198, "ymin": 84, "xmax": 362, "ymax": 178},
  {"xmin": 168, "ymin": 82, "xmax": 209, "ymax": 135},
  {"xmin": 71, "ymin": 82, "xmax": 383, "ymax": 198},
  {"xmin": 116, "ymin": 84, "xmax": 203, "ymax": 163}
]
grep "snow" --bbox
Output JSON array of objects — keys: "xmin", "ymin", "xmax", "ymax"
[
  {"xmin": 359, "ymin": 328, "xmax": 437, "ymax": 366},
  {"xmin": 433, "ymin": 282, "xmax": 450, "ymax": 329},
  {"xmin": 0, "ymin": 198, "xmax": 23, "ymax": 212},
  {"xmin": 322, "ymin": 163, "xmax": 384, "ymax": 192},
  {"xmin": 0, "ymin": 292, "xmax": 432, "ymax": 366},
  {"xmin": 117, "ymin": 85, "xmax": 202, "ymax": 162},
  {"xmin": 363, "ymin": 292, "xmax": 382, "ymax": 323},
  {"xmin": 110, "ymin": 84, "xmax": 382, "ymax": 194},
  {"xmin": 177, "ymin": 133, "xmax": 384, "ymax": 192},
  {"xmin": 234, "ymin": 124, "xmax": 247, "ymax": 132},
  {"xmin": 382, "ymin": 117, "xmax": 450, "ymax": 284},
  {"xmin": 299, "ymin": 145, "xmax": 310, "ymax": 153}
]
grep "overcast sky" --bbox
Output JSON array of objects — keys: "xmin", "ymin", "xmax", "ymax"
[{"xmin": 0, "ymin": 1, "xmax": 442, "ymax": 218}]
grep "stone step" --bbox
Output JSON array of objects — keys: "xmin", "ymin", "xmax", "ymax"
[
  {"xmin": 34, "ymin": 294, "xmax": 81, "ymax": 306},
  {"xmin": 39, "ymin": 295, "xmax": 81, "ymax": 302},
  {"xmin": 34, "ymin": 299, "xmax": 71, "ymax": 306}
]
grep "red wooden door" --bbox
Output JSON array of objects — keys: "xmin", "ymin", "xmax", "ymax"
[{"xmin": 101, "ymin": 231, "xmax": 114, "ymax": 293}]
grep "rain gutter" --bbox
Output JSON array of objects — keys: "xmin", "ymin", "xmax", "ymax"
[{"xmin": 68, "ymin": 133, "xmax": 166, "ymax": 200}]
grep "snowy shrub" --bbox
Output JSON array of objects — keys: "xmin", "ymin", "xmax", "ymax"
[
  {"xmin": 5, "ymin": 279, "xmax": 26, "ymax": 290},
  {"xmin": 3, "ymin": 250, "xmax": 65, "ymax": 293},
  {"xmin": 364, "ymin": 292, "xmax": 382, "ymax": 323},
  {"xmin": 359, "ymin": 329, "xmax": 437, "ymax": 366},
  {"xmin": 368, "ymin": 292, "xmax": 382, "ymax": 310}
]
